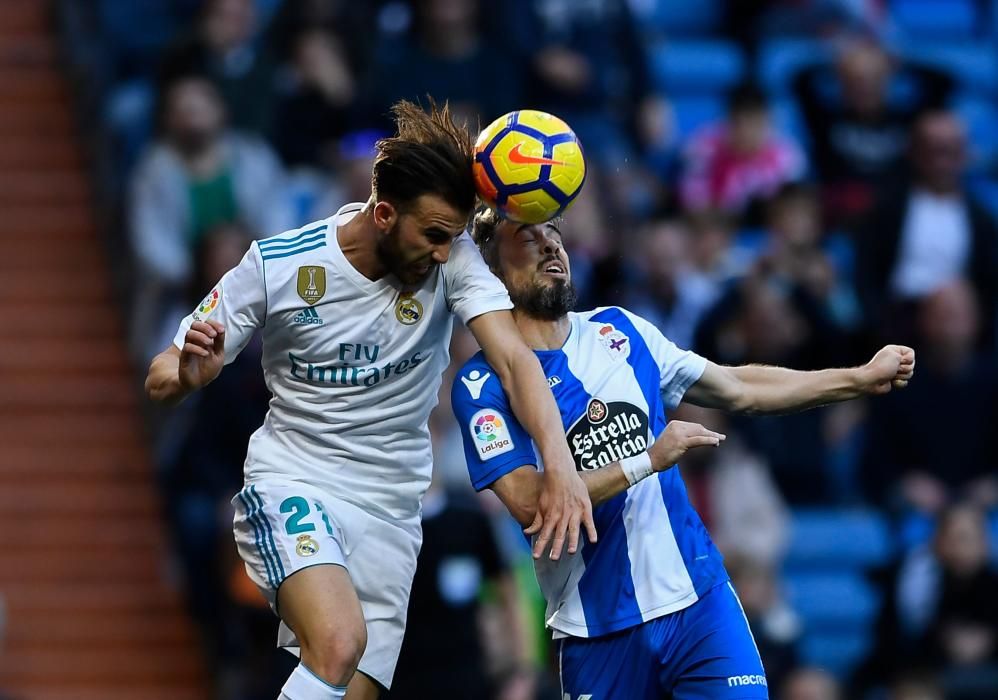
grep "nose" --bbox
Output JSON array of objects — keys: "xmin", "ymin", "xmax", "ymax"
[
  {"xmin": 541, "ymin": 232, "xmax": 562, "ymax": 256},
  {"xmin": 431, "ymin": 241, "xmax": 452, "ymax": 264}
]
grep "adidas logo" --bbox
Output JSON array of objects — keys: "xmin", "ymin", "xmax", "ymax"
[{"xmin": 292, "ymin": 307, "xmax": 324, "ymax": 325}]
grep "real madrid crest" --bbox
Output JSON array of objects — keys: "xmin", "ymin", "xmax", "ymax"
[
  {"xmin": 295, "ymin": 534, "xmax": 320, "ymax": 557},
  {"xmin": 395, "ymin": 292, "xmax": 423, "ymax": 325},
  {"xmin": 297, "ymin": 266, "xmax": 326, "ymax": 305}
]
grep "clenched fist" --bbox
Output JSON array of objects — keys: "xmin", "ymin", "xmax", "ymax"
[{"xmin": 862, "ymin": 345, "xmax": 916, "ymax": 395}]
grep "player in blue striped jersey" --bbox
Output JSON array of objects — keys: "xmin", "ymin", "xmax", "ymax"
[{"xmin": 452, "ymin": 209, "xmax": 915, "ymax": 699}]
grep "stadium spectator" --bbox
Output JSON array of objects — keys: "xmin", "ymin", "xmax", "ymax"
[
  {"xmin": 757, "ymin": 183, "xmax": 861, "ymax": 335},
  {"xmin": 858, "ymin": 110, "xmax": 998, "ymax": 348},
  {"xmin": 128, "ymin": 75, "xmax": 291, "ymax": 361},
  {"xmin": 270, "ymin": 27, "xmax": 358, "ymax": 170},
  {"xmin": 693, "ymin": 274, "xmax": 841, "ymax": 503},
  {"xmin": 160, "ymin": 0, "xmax": 278, "ymax": 134},
  {"xmin": 863, "ymin": 279, "xmax": 998, "ymax": 514},
  {"xmin": 727, "ymin": 555, "xmax": 801, "ymax": 694},
  {"xmin": 685, "ymin": 209, "xmax": 745, "ymax": 287},
  {"xmin": 365, "ymin": 0, "xmax": 522, "ymax": 130},
  {"xmin": 157, "ymin": 224, "xmax": 269, "ymax": 640},
  {"xmin": 680, "ymin": 84, "xmax": 805, "ymax": 215},
  {"xmin": 780, "ymin": 667, "xmax": 842, "ymax": 700},
  {"xmin": 502, "ymin": 0, "xmax": 667, "ymax": 163},
  {"xmin": 677, "ymin": 406, "xmax": 790, "ymax": 567},
  {"xmin": 389, "ymin": 475, "xmax": 530, "ymax": 699},
  {"xmin": 625, "ymin": 218, "xmax": 719, "ymax": 351},
  {"xmin": 859, "ymin": 504, "xmax": 998, "ymax": 698},
  {"xmin": 791, "ymin": 40, "xmax": 953, "ymax": 222}
]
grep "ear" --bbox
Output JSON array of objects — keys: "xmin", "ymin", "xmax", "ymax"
[{"xmin": 372, "ymin": 200, "xmax": 398, "ymax": 233}]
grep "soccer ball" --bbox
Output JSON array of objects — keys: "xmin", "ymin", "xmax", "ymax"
[{"xmin": 473, "ymin": 110, "xmax": 586, "ymax": 224}]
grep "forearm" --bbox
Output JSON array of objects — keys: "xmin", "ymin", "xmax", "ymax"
[
  {"xmin": 144, "ymin": 350, "xmax": 190, "ymax": 406},
  {"xmin": 733, "ymin": 364, "xmax": 865, "ymax": 414},
  {"xmin": 500, "ymin": 461, "xmax": 633, "ymax": 527}
]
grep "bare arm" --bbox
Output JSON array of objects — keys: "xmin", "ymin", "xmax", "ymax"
[
  {"xmin": 683, "ymin": 345, "xmax": 916, "ymax": 414},
  {"xmin": 490, "ymin": 421, "xmax": 725, "ymax": 527},
  {"xmin": 467, "ymin": 310, "xmax": 596, "ymax": 560},
  {"xmin": 145, "ymin": 320, "xmax": 226, "ymax": 405}
]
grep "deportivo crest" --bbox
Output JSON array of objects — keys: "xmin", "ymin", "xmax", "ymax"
[
  {"xmin": 193, "ymin": 287, "xmax": 220, "ymax": 320},
  {"xmin": 395, "ymin": 292, "xmax": 423, "ymax": 325},
  {"xmin": 597, "ymin": 324, "xmax": 630, "ymax": 360},
  {"xmin": 295, "ymin": 534, "xmax": 320, "ymax": 557},
  {"xmin": 297, "ymin": 266, "xmax": 326, "ymax": 305},
  {"xmin": 469, "ymin": 408, "xmax": 514, "ymax": 461}
]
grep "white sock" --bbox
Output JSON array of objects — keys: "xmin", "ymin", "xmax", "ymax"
[{"xmin": 278, "ymin": 663, "xmax": 347, "ymax": 700}]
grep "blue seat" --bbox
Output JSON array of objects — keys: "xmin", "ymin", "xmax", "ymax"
[
  {"xmin": 784, "ymin": 571, "xmax": 880, "ymax": 630},
  {"xmin": 771, "ymin": 97, "xmax": 810, "ymax": 150},
  {"xmin": 896, "ymin": 41, "xmax": 998, "ymax": 95},
  {"xmin": 892, "ymin": 0, "xmax": 978, "ymax": 39},
  {"xmin": 799, "ymin": 632, "xmax": 872, "ymax": 678},
  {"xmin": 632, "ymin": 0, "xmax": 722, "ymax": 36},
  {"xmin": 786, "ymin": 509, "xmax": 893, "ymax": 568},
  {"xmin": 952, "ymin": 94, "xmax": 998, "ymax": 171},
  {"xmin": 649, "ymin": 40, "xmax": 746, "ymax": 94},
  {"xmin": 670, "ymin": 95, "xmax": 725, "ymax": 145},
  {"xmin": 757, "ymin": 39, "xmax": 832, "ymax": 95}
]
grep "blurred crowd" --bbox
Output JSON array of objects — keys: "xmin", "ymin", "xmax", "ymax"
[{"xmin": 57, "ymin": 0, "xmax": 998, "ymax": 698}]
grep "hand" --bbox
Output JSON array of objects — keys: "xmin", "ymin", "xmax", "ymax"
[
  {"xmin": 534, "ymin": 48, "xmax": 591, "ymax": 94},
  {"xmin": 861, "ymin": 345, "xmax": 915, "ymax": 394},
  {"xmin": 178, "ymin": 320, "xmax": 226, "ymax": 392},
  {"xmin": 525, "ymin": 464, "xmax": 597, "ymax": 561},
  {"xmin": 648, "ymin": 421, "xmax": 725, "ymax": 471}
]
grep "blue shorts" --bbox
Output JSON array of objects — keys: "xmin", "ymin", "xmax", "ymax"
[{"xmin": 559, "ymin": 582, "xmax": 769, "ymax": 700}]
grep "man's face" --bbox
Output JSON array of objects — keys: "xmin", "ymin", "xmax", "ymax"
[
  {"xmin": 165, "ymin": 79, "xmax": 225, "ymax": 155},
  {"xmin": 375, "ymin": 194, "xmax": 469, "ymax": 285},
  {"xmin": 494, "ymin": 219, "xmax": 576, "ymax": 320}
]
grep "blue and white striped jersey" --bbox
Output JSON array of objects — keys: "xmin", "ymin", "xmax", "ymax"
[{"xmin": 452, "ymin": 307, "xmax": 729, "ymax": 638}]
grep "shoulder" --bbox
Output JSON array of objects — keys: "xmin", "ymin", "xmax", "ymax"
[
  {"xmin": 452, "ymin": 351, "xmax": 508, "ymax": 408},
  {"xmin": 256, "ymin": 218, "xmax": 333, "ymax": 264}
]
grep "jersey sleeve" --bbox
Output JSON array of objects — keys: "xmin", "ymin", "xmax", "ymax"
[
  {"xmin": 172, "ymin": 242, "xmax": 266, "ymax": 365},
  {"xmin": 443, "ymin": 232, "xmax": 513, "ymax": 324},
  {"xmin": 621, "ymin": 308, "xmax": 708, "ymax": 410},
  {"xmin": 451, "ymin": 358, "xmax": 537, "ymax": 492}
]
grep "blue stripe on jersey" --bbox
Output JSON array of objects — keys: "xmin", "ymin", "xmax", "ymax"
[
  {"xmin": 590, "ymin": 308, "xmax": 665, "ymax": 434},
  {"xmin": 589, "ymin": 311, "xmax": 729, "ymax": 601},
  {"xmin": 538, "ymin": 348, "xmax": 643, "ymax": 630},
  {"xmin": 260, "ymin": 240, "xmax": 327, "ymax": 261},
  {"xmin": 238, "ymin": 488, "xmax": 277, "ymax": 588},
  {"xmin": 256, "ymin": 231, "xmax": 325, "ymax": 254},
  {"xmin": 250, "ymin": 485, "xmax": 286, "ymax": 581},
  {"xmin": 258, "ymin": 223, "xmax": 328, "ymax": 250}
]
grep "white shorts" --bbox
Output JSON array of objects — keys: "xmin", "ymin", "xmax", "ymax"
[{"xmin": 231, "ymin": 480, "xmax": 422, "ymax": 690}]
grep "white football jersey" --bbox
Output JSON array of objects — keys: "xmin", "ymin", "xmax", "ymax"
[{"xmin": 173, "ymin": 203, "xmax": 512, "ymax": 520}]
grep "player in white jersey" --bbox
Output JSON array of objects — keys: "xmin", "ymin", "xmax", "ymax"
[
  {"xmin": 145, "ymin": 101, "xmax": 595, "ymax": 700},
  {"xmin": 452, "ymin": 209, "xmax": 915, "ymax": 699}
]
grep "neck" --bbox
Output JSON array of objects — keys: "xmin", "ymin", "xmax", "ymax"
[
  {"xmin": 337, "ymin": 202, "xmax": 390, "ymax": 281},
  {"xmin": 512, "ymin": 309, "xmax": 571, "ymax": 351}
]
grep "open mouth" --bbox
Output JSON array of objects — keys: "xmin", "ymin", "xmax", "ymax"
[{"xmin": 541, "ymin": 261, "xmax": 566, "ymax": 276}]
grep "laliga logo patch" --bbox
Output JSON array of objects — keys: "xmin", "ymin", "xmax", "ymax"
[
  {"xmin": 295, "ymin": 534, "xmax": 320, "ymax": 557},
  {"xmin": 395, "ymin": 292, "xmax": 423, "ymax": 325},
  {"xmin": 469, "ymin": 409, "xmax": 514, "ymax": 461},
  {"xmin": 193, "ymin": 287, "xmax": 220, "ymax": 320},
  {"xmin": 597, "ymin": 324, "xmax": 629, "ymax": 360}
]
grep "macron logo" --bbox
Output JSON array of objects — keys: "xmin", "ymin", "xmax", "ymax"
[
  {"xmin": 728, "ymin": 675, "xmax": 767, "ymax": 688},
  {"xmin": 461, "ymin": 369, "xmax": 490, "ymax": 400}
]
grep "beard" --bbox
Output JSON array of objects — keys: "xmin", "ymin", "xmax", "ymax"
[
  {"xmin": 376, "ymin": 222, "xmax": 433, "ymax": 285},
  {"xmin": 510, "ymin": 277, "xmax": 577, "ymax": 321}
]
